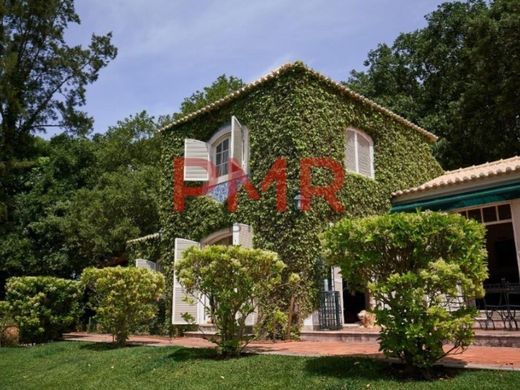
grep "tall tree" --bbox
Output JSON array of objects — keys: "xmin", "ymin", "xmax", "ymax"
[
  {"xmin": 0, "ymin": 70, "xmax": 244, "ymax": 290},
  {"xmin": 347, "ymin": 0, "xmax": 520, "ymax": 169},
  {"xmin": 0, "ymin": 0, "xmax": 117, "ymax": 222},
  {"xmin": 0, "ymin": 112, "xmax": 164, "ymax": 281},
  {"xmin": 175, "ymin": 75, "xmax": 245, "ymax": 119}
]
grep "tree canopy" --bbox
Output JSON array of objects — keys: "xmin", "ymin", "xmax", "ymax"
[
  {"xmin": 0, "ymin": 0, "xmax": 117, "ymax": 156},
  {"xmin": 0, "ymin": 68, "xmax": 245, "ymax": 294},
  {"xmin": 0, "ymin": 0, "xmax": 117, "ymax": 225},
  {"xmin": 347, "ymin": 0, "xmax": 520, "ymax": 169},
  {"xmin": 174, "ymin": 75, "xmax": 245, "ymax": 119}
]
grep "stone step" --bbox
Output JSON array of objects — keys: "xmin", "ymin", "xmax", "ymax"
[
  {"xmin": 185, "ymin": 328, "xmax": 520, "ymax": 347},
  {"xmin": 300, "ymin": 327, "xmax": 520, "ymax": 348}
]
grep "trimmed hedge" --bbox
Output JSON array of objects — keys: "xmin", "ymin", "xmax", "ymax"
[{"xmin": 5, "ymin": 276, "xmax": 80, "ymax": 343}]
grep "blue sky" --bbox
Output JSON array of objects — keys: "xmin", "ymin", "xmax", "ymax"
[{"xmin": 62, "ymin": 0, "xmax": 447, "ymax": 137}]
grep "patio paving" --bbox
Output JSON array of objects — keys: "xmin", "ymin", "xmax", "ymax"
[{"xmin": 64, "ymin": 332, "xmax": 520, "ymax": 371}]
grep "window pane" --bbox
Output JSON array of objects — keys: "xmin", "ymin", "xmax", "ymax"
[
  {"xmin": 218, "ymin": 161, "xmax": 228, "ymax": 176},
  {"xmin": 467, "ymin": 208, "xmax": 482, "ymax": 222},
  {"xmin": 498, "ymin": 204, "xmax": 512, "ymax": 220},
  {"xmin": 214, "ymin": 137, "xmax": 230, "ymax": 177},
  {"xmin": 483, "ymin": 206, "xmax": 497, "ymax": 223}
]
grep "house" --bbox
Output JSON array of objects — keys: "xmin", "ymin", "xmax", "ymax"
[
  {"xmin": 392, "ymin": 156, "xmax": 520, "ymax": 296},
  {"xmin": 134, "ymin": 62, "xmax": 442, "ymax": 329}
]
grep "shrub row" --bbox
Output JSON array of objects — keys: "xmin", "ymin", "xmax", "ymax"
[{"xmin": 1, "ymin": 267, "xmax": 165, "ymax": 345}]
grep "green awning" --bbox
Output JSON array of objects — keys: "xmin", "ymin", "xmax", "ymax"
[{"xmin": 391, "ymin": 182, "xmax": 520, "ymax": 213}]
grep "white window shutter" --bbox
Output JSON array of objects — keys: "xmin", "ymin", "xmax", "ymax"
[
  {"xmin": 232, "ymin": 223, "xmax": 253, "ymax": 248},
  {"xmin": 244, "ymin": 309, "xmax": 256, "ymax": 326},
  {"xmin": 345, "ymin": 130, "xmax": 356, "ymax": 172},
  {"xmin": 232, "ymin": 223, "xmax": 256, "ymax": 325},
  {"xmin": 172, "ymin": 238, "xmax": 201, "ymax": 325},
  {"xmin": 241, "ymin": 126, "xmax": 250, "ymax": 174},
  {"xmin": 231, "ymin": 116, "xmax": 244, "ymax": 170},
  {"xmin": 184, "ymin": 138, "xmax": 210, "ymax": 181},
  {"xmin": 357, "ymin": 134, "xmax": 373, "ymax": 178}
]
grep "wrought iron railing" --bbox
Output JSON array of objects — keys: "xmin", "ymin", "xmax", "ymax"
[{"xmin": 318, "ymin": 291, "xmax": 342, "ymax": 330}]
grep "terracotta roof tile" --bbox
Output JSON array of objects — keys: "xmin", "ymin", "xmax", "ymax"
[
  {"xmin": 393, "ymin": 156, "xmax": 520, "ymax": 198},
  {"xmin": 159, "ymin": 62, "xmax": 438, "ymax": 143}
]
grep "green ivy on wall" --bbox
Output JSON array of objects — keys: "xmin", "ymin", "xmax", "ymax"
[
  {"xmin": 126, "ymin": 234, "xmax": 162, "ymax": 265},
  {"xmin": 159, "ymin": 62, "xmax": 443, "ymax": 329}
]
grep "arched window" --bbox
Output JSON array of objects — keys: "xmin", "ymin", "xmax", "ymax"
[
  {"xmin": 345, "ymin": 128, "xmax": 374, "ymax": 178},
  {"xmin": 183, "ymin": 115, "xmax": 249, "ymax": 204}
]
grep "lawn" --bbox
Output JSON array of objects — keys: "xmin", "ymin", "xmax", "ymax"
[{"xmin": 1, "ymin": 342, "xmax": 519, "ymax": 389}]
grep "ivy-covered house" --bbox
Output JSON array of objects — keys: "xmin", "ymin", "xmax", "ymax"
[{"xmin": 130, "ymin": 62, "xmax": 442, "ymax": 329}]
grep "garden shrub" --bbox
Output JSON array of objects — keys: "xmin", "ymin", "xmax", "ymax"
[
  {"xmin": 81, "ymin": 266, "xmax": 165, "ymax": 346},
  {"xmin": 5, "ymin": 276, "xmax": 81, "ymax": 343},
  {"xmin": 176, "ymin": 245, "xmax": 286, "ymax": 356},
  {"xmin": 321, "ymin": 211, "xmax": 487, "ymax": 374}
]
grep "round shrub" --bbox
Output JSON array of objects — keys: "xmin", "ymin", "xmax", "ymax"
[
  {"xmin": 5, "ymin": 276, "xmax": 81, "ymax": 343},
  {"xmin": 81, "ymin": 266, "xmax": 165, "ymax": 346},
  {"xmin": 321, "ymin": 211, "xmax": 488, "ymax": 374},
  {"xmin": 176, "ymin": 245, "xmax": 286, "ymax": 356}
]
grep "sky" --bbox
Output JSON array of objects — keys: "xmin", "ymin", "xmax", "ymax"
[{"xmin": 60, "ymin": 0, "xmax": 447, "ymax": 137}]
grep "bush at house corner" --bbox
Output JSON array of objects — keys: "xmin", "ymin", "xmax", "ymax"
[
  {"xmin": 5, "ymin": 276, "xmax": 81, "ymax": 344},
  {"xmin": 321, "ymin": 211, "xmax": 488, "ymax": 375},
  {"xmin": 176, "ymin": 245, "xmax": 286, "ymax": 357},
  {"xmin": 80, "ymin": 266, "xmax": 165, "ymax": 346}
]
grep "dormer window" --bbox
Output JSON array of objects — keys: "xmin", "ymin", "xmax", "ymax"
[
  {"xmin": 183, "ymin": 116, "xmax": 249, "ymax": 182},
  {"xmin": 345, "ymin": 128, "xmax": 374, "ymax": 178}
]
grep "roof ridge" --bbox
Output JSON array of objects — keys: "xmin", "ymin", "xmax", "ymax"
[
  {"xmin": 158, "ymin": 62, "xmax": 438, "ymax": 142},
  {"xmin": 443, "ymin": 156, "xmax": 520, "ymax": 174}
]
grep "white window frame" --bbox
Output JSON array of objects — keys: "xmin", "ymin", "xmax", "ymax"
[
  {"xmin": 208, "ymin": 121, "xmax": 249, "ymax": 184},
  {"xmin": 453, "ymin": 201, "xmax": 513, "ymax": 226},
  {"xmin": 345, "ymin": 128, "xmax": 374, "ymax": 179},
  {"xmin": 209, "ymin": 125, "xmax": 232, "ymax": 184},
  {"xmin": 213, "ymin": 135, "xmax": 231, "ymax": 179},
  {"xmin": 453, "ymin": 200, "xmax": 520, "ymax": 284}
]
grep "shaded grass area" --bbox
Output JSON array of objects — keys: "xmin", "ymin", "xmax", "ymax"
[{"xmin": 1, "ymin": 341, "xmax": 519, "ymax": 389}]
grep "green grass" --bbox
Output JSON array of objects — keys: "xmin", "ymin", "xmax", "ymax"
[{"xmin": 1, "ymin": 342, "xmax": 519, "ymax": 389}]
